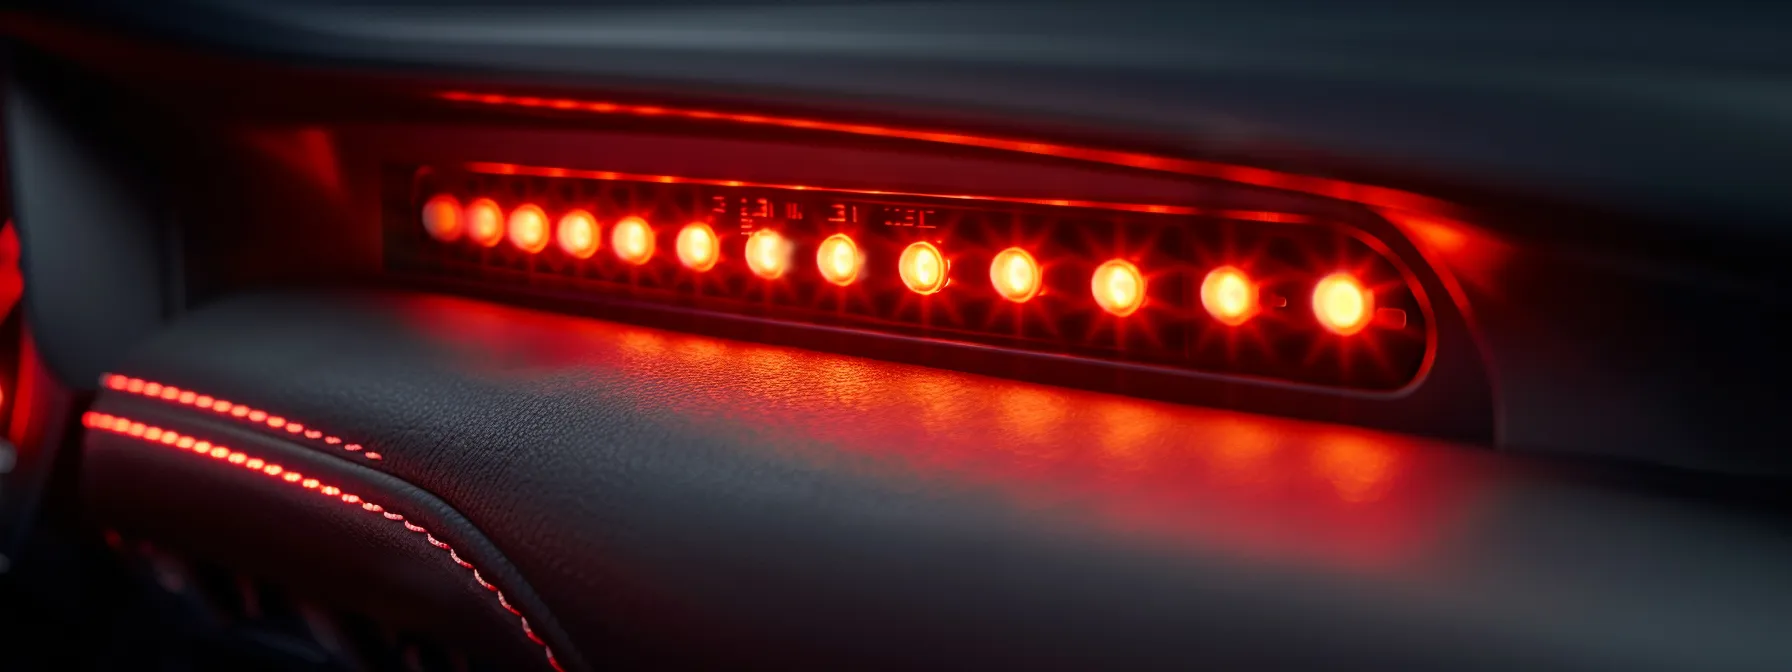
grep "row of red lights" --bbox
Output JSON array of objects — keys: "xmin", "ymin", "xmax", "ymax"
[{"xmin": 423, "ymin": 195, "xmax": 1383, "ymax": 334}]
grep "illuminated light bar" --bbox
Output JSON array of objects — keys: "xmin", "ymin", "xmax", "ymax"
[
  {"xmin": 1200, "ymin": 266, "xmax": 1258, "ymax": 326},
  {"xmin": 744, "ymin": 229, "xmax": 792, "ymax": 279},
  {"xmin": 506, "ymin": 204, "xmax": 550, "ymax": 254},
  {"xmin": 612, "ymin": 216, "xmax": 655, "ymax": 265},
  {"xmin": 816, "ymin": 234, "xmax": 861, "ymax": 286},
  {"xmin": 677, "ymin": 222, "xmax": 721, "ymax": 271},
  {"xmin": 898, "ymin": 242, "xmax": 948, "ymax": 295},
  {"xmin": 464, "ymin": 198, "xmax": 505, "ymax": 248},
  {"xmin": 400, "ymin": 166, "xmax": 1433, "ymax": 390},
  {"xmin": 1092, "ymin": 260, "xmax": 1146, "ymax": 317},
  {"xmin": 556, "ymin": 210, "xmax": 600, "ymax": 259},
  {"xmin": 421, "ymin": 194, "xmax": 462, "ymax": 242},
  {"xmin": 990, "ymin": 248, "xmax": 1042, "ymax": 303},
  {"xmin": 1313, "ymin": 273, "xmax": 1374, "ymax": 336}
]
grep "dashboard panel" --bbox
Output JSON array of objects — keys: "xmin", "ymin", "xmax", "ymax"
[{"xmin": 2, "ymin": 2, "xmax": 1792, "ymax": 671}]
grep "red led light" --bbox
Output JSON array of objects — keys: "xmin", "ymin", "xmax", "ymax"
[
  {"xmin": 556, "ymin": 210, "xmax": 600, "ymax": 259},
  {"xmin": 815, "ymin": 234, "xmax": 862, "ymax": 286},
  {"xmin": 612, "ymin": 216, "xmax": 654, "ymax": 265},
  {"xmin": 676, "ymin": 222, "xmax": 721, "ymax": 272},
  {"xmin": 1200, "ymin": 266, "xmax": 1259, "ymax": 326},
  {"xmin": 744, "ymin": 229, "xmax": 792, "ymax": 279},
  {"xmin": 989, "ymin": 248, "xmax": 1042, "ymax": 303},
  {"xmin": 899, "ymin": 242, "xmax": 948, "ymax": 295},
  {"xmin": 422, "ymin": 194, "xmax": 463, "ymax": 242},
  {"xmin": 464, "ymin": 198, "xmax": 505, "ymax": 248},
  {"xmin": 1313, "ymin": 273, "xmax": 1374, "ymax": 335},
  {"xmin": 1092, "ymin": 260, "xmax": 1146, "ymax": 317},
  {"xmin": 506, "ymin": 204, "xmax": 550, "ymax": 254}
]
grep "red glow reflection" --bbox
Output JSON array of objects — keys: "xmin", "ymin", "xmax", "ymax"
[
  {"xmin": 464, "ymin": 162, "xmax": 1202, "ymax": 216},
  {"xmin": 404, "ymin": 295, "xmax": 1478, "ymax": 569},
  {"xmin": 438, "ymin": 91, "xmax": 1457, "ymax": 216}
]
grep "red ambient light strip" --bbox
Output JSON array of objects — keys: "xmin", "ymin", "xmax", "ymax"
[
  {"xmin": 103, "ymin": 374, "xmax": 382, "ymax": 461},
  {"xmin": 81, "ymin": 411, "xmax": 566, "ymax": 672},
  {"xmin": 437, "ymin": 90, "xmax": 1454, "ymax": 217},
  {"xmin": 462, "ymin": 161, "xmax": 1218, "ymax": 218}
]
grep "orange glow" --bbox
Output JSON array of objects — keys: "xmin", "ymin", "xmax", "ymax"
[
  {"xmin": 989, "ymin": 247, "xmax": 1042, "ymax": 303},
  {"xmin": 1200, "ymin": 266, "xmax": 1259, "ymax": 326},
  {"xmin": 1313, "ymin": 436, "xmax": 1398, "ymax": 503},
  {"xmin": 505, "ymin": 204, "xmax": 550, "ymax": 254},
  {"xmin": 743, "ymin": 229, "xmax": 793, "ymax": 279},
  {"xmin": 556, "ymin": 210, "xmax": 600, "ymax": 259},
  {"xmin": 1091, "ymin": 260, "xmax": 1146, "ymax": 317},
  {"xmin": 464, "ymin": 198, "xmax": 505, "ymax": 248},
  {"xmin": 898, "ymin": 242, "xmax": 948, "ymax": 295},
  {"xmin": 422, "ymin": 195, "xmax": 462, "ymax": 242},
  {"xmin": 676, "ymin": 222, "xmax": 721, "ymax": 271},
  {"xmin": 1314, "ymin": 274, "xmax": 1374, "ymax": 335},
  {"xmin": 815, "ymin": 234, "xmax": 862, "ymax": 286},
  {"xmin": 612, "ymin": 216, "xmax": 655, "ymax": 265}
]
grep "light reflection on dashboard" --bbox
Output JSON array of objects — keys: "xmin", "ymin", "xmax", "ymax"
[{"xmin": 405, "ymin": 295, "xmax": 1478, "ymax": 571}]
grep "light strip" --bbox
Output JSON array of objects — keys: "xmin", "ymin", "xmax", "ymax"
[
  {"xmin": 438, "ymin": 91, "xmax": 1454, "ymax": 216},
  {"xmin": 102, "ymin": 374, "xmax": 381, "ymax": 461},
  {"xmin": 462, "ymin": 161, "xmax": 1216, "ymax": 217}
]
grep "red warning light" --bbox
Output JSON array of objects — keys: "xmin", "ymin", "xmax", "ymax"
[
  {"xmin": 677, "ymin": 222, "xmax": 721, "ymax": 271},
  {"xmin": 816, "ymin": 234, "xmax": 862, "ymax": 286},
  {"xmin": 556, "ymin": 210, "xmax": 600, "ymax": 259},
  {"xmin": 989, "ymin": 248, "xmax": 1042, "ymax": 303},
  {"xmin": 743, "ymin": 229, "xmax": 792, "ymax": 279},
  {"xmin": 1092, "ymin": 260, "xmax": 1146, "ymax": 316},
  {"xmin": 899, "ymin": 242, "xmax": 948, "ymax": 295},
  {"xmin": 506, "ymin": 204, "xmax": 550, "ymax": 254},
  {"xmin": 612, "ymin": 216, "xmax": 655, "ymax": 265},
  {"xmin": 1313, "ymin": 273, "xmax": 1374, "ymax": 335},
  {"xmin": 1200, "ymin": 266, "xmax": 1258, "ymax": 326},
  {"xmin": 464, "ymin": 198, "xmax": 505, "ymax": 248},
  {"xmin": 421, "ymin": 194, "xmax": 462, "ymax": 242}
]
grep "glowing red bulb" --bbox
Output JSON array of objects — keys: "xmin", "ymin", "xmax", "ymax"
[
  {"xmin": 506, "ymin": 204, "xmax": 550, "ymax": 253},
  {"xmin": 677, "ymin": 222, "xmax": 721, "ymax": 271},
  {"xmin": 612, "ymin": 216, "xmax": 655, "ymax": 265},
  {"xmin": 1092, "ymin": 260, "xmax": 1146, "ymax": 316},
  {"xmin": 1200, "ymin": 266, "xmax": 1258, "ymax": 326},
  {"xmin": 989, "ymin": 247, "xmax": 1042, "ymax": 302},
  {"xmin": 464, "ymin": 198, "xmax": 504, "ymax": 248},
  {"xmin": 556, "ymin": 210, "xmax": 600, "ymax": 259},
  {"xmin": 1313, "ymin": 273, "xmax": 1374, "ymax": 335},
  {"xmin": 421, "ymin": 194, "xmax": 462, "ymax": 242},
  {"xmin": 816, "ymin": 234, "xmax": 861, "ymax": 286},
  {"xmin": 899, "ymin": 242, "xmax": 948, "ymax": 295},
  {"xmin": 744, "ymin": 229, "xmax": 792, "ymax": 279}
]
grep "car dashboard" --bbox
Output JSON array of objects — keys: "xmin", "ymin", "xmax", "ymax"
[{"xmin": 0, "ymin": 2, "xmax": 1790, "ymax": 670}]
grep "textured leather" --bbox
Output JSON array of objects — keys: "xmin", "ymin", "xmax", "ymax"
[
  {"xmin": 83, "ymin": 394, "xmax": 575, "ymax": 671},
  {"xmin": 87, "ymin": 290, "xmax": 1792, "ymax": 670}
]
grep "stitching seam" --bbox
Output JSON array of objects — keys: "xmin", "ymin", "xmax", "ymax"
[
  {"xmin": 82, "ymin": 410, "xmax": 565, "ymax": 672},
  {"xmin": 102, "ymin": 375, "xmax": 382, "ymax": 461}
]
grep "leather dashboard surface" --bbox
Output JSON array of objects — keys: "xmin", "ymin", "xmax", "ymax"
[{"xmin": 82, "ymin": 290, "xmax": 1792, "ymax": 670}]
